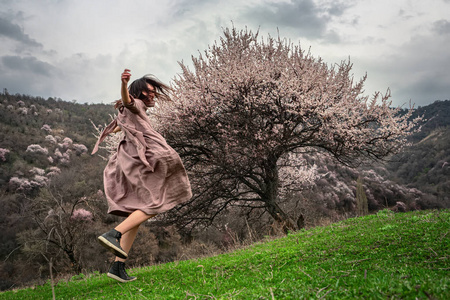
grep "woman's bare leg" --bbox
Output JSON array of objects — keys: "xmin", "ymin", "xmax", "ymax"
[
  {"xmin": 115, "ymin": 225, "xmax": 139, "ymax": 262},
  {"xmin": 114, "ymin": 210, "xmax": 156, "ymax": 235}
]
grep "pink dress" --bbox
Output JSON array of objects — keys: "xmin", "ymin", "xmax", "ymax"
[{"xmin": 92, "ymin": 97, "xmax": 192, "ymax": 217}]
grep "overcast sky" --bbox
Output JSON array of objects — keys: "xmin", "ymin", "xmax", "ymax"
[{"xmin": 1, "ymin": 0, "xmax": 449, "ymax": 107}]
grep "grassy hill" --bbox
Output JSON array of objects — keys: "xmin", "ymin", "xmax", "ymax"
[{"xmin": 1, "ymin": 209, "xmax": 448, "ymax": 299}]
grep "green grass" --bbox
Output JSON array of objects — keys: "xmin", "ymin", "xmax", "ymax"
[{"xmin": 2, "ymin": 209, "xmax": 449, "ymax": 299}]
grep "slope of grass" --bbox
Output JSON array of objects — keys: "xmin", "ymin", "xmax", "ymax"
[{"xmin": 1, "ymin": 209, "xmax": 449, "ymax": 299}]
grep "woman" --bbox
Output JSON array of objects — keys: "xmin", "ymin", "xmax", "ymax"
[{"xmin": 92, "ymin": 69, "xmax": 192, "ymax": 283}]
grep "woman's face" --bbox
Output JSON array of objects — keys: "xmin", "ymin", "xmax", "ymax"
[{"xmin": 141, "ymin": 83, "xmax": 156, "ymax": 107}]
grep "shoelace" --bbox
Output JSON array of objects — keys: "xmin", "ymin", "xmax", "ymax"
[{"xmin": 119, "ymin": 263, "xmax": 130, "ymax": 278}]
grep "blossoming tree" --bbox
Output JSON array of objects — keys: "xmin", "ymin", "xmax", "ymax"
[{"xmin": 156, "ymin": 27, "xmax": 419, "ymax": 231}]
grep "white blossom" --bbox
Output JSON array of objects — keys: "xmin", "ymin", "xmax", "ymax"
[
  {"xmin": 73, "ymin": 143, "xmax": 88, "ymax": 154},
  {"xmin": 41, "ymin": 124, "xmax": 52, "ymax": 132},
  {"xmin": 26, "ymin": 144, "xmax": 48, "ymax": 155},
  {"xmin": 0, "ymin": 148, "xmax": 10, "ymax": 161},
  {"xmin": 47, "ymin": 166, "xmax": 61, "ymax": 177},
  {"xmin": 18, "ymin": 107, "xmax": 28, "ymax": 115},
  {"xmin": 45, "ymin": 135, "xmax": 57, "ymax": 144},
  {"xmin": 29, "ymin": 167, "xmax": 46, "ymax": 176}
]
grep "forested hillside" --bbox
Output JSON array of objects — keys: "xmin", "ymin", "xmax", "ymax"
[
  {"xmin": 387, "ymin": 100, "xmax": 450, "ymax": 201},
  {"xmin": 0, "ymin": 91, "xmax": 448, "ymax": 291}
]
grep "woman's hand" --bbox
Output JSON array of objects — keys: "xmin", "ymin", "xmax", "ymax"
[{"xmin": 121, "ymin": 69, "xmax": 131, "ymax": 84}]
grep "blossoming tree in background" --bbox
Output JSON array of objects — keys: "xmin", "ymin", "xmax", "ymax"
[{"xmin": 157, "ymin": 27, "xmax": 420, "ymax": 231}]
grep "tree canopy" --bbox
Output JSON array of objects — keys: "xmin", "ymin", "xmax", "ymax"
[{"xmin": 156, "ymin": 27, "xmax": 420, "ymax": 230}]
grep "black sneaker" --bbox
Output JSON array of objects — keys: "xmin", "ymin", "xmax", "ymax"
[
  {"xmin": 98, "ymin": 229, "xmax": 128, "ymax": 259},
  {"xmin": 107, "ymin": 261, "xmax": 137, "ymax": 283}
]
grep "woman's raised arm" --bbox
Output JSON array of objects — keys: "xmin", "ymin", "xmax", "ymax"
[{"xmin": 121, "ymin": 69, "xmax": 132, "ymax": 106}]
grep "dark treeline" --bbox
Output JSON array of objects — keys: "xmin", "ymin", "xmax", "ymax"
[{"xmin": 0, "ymin": 91, "xmax": 449, "ymax": 291}]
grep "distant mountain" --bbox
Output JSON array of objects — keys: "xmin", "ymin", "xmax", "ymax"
[
  {"xmin": 387, "ymin": 100, "xmax": 450, "ymax": 205},
  {"xmin": 403, "ymin": 100, "xmax": 450, "ymax": 141}
]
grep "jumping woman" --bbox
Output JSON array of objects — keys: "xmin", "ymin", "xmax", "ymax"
[{"xmin": 92, "ymin": 69, "xmax": 192, "ymax": 282}]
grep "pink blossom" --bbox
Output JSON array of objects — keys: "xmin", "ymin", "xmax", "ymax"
[
  {"xmin": 26, "ymin": 144, "xmax": 49, "ymax": 155},
  {"xmin": 32, "ymin": 175, "xmax": 49, "ymax": 186},
  {"xmin": 63, "ymin": 137, "xmax": 73, "ymax": 145},
  {"xmin": 41, "ymin": 124, "xmax": 52, "ymax": 132},
  {"xmin": 29, "ymin": 167, "xmax": 45, "ymax": 176},
  {"xmin": 0, "ymin": 148, "xmax": 10, "ymax": 161},
  {"xmin": 60, "ymin": 153, "xmax": 70, "ymax": 164},
  {"xmin": 8, "ymin": 177, "xmax": 23, "ymax": 189},
  {"xmin": 71, "ymin": 208, "xmax": 93, "ymax": 221},
  {"xmin": 45, "ymin": 135, "xmax": 57, "ymax": 144},
  {"xmin": 46, "ymin": 166, "xmax": 61, "ymax": 177},
  {"xmin": 151, "ymin": 26, "xmax": 421, "ymax": 227},
  {"xmin": 54, "ymin": 148, "xmax": 63, "ymax": 158},
  {"xmin": 73, "ymin": 143, "xmax": 88, "ymax": 154},
  {"xmin": 18, "ymin": 107, "xmax": 28, "ymax": 115},
  {"xmin": 17, "ymin": 100, "xmax": 25, "ymax": 107},
  {"xmin": 59, "ymin": 137, "xmax": 73, "ymax": 150},
  {"xmin": 9, "ymin": 177, "xmax": 33, "ymax": 191}
]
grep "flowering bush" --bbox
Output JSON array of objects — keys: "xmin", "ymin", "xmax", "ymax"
[
  {"xmin": 0, "ymin": 148, "xmax": 10, "ymax": 161},
  {"xmin": 29, "ymin": 167, "xmax": 46, "ymax": 176},
  {"xmin": 71, "ymin": 208, "xmax": 93, "ymax": 222},
  {"xmin": 32, "ymin": 175, "xmax": 49, "ymax": 186},
  {"xmin": 62, "ymin": 137, "xmax": 73, "ymax": 145},
  {"xmin": 8, "ymin": 177, "xmax": 36, "ymax": 191},
  {"xmin": 54, "ymin": 148, "xmax": 63, "ymax": 158},
  {"xmin": 41, "ymin": 124, "xmax": 52, "ymax": 132},
  {"xmin": 47, "ymin": 166, "xmax": 61, "ymax": 177},
  {"xmin": 45, "ymin": 135, "xmax": 57, "ymax": 144},
  {"xmin": 18, "ymin": 107, "xmax": 28, "ymax": 115},
  {"xmin": 26, "ymin": 144, "xmax": 49, "ymax": 155},
  {"xmin": 73, "ymin": 143, "xmax": 88, "ymax": 155}
]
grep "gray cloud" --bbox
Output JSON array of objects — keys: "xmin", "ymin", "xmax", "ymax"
[
  {"xmin": 0, "ymin": 15, "xmax": 42, "ymax": 47},
  {"xmin": 242, "ymin": 0, "xmax": 351, "ymax": 40},
  {"xmin": 0, "ymin": 0, "xmax": 447, "ymax": 106},
  {"xmin": 2, "ymin": 55, "xmax": 55, "ymax": 76},
  {"xmin": 366, "ymin": 33, "xmax": 450, "ymax": 106},
  {"xmin": 433, "ymin": 19, "xmax": 450, "ymax": 35}
]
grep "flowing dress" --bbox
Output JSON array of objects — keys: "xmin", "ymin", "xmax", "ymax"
[{"xmin": 92, "ymin": 97, "xmax": 192, "ymax": 217}]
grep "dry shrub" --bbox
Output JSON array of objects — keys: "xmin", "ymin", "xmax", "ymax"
[{"xmin": 178, "ymin": 240, "xmax": 221, "ymax": 261}]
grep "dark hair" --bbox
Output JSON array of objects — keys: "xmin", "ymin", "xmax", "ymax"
[{"xmin": 115, "ymin": 74, "xmax": 172, "ymax": 109}]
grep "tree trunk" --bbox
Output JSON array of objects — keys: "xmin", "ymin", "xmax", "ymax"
[
  {"xmin": 265, "ymin": 200, "xmax": 297, "ymax": 234},
  {"xmin": 263, "ymin": 154, "xmax": 297, "ymax": 234},
  {"xmin": 65, "ymin": 248, "xmax": 81, "ymax": 274}
]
